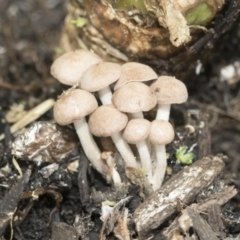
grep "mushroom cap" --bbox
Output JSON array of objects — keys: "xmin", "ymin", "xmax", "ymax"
[
  {"xmin": 114, "ymin": 62, "xmax": 158, "ymax": 90},
  {"xmin": 150, "ymin": 76, "xmax": 188, "ymax": 105},
  {"xmin": 149, "ymin": 120, "xmax": 174, "ymax": 145},
  {"xmin": 112, "ymin": 82, "xmax": 156, "ymax": 113},
  {"xmin": 80, "ymin": 62, "xmax": 121, "ymax": 92},
  {"xmin": 50, "ymin": 50, "xmax": 102, "ymax": 86},
  {"xmin": 54, "ymin": 89, "xmax": 98, "ymax": 125},
  {"xmin": 89, "ymin": 105, "xmax": 128, "ymax": 137},
  {"xmin": 123, "ymin": 119, "xmax": 151, "ymax": 144}
]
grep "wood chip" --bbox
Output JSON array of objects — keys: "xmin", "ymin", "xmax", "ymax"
[
  {"xmin": 179, "ymin": 207, "xmax": 219, "ymax": 240},
  {"xmin": 133, "ymin": 155, "xmax": 225, "ymax": 238},
  {"xmin": 163, "ymin": 186, "xmax": 237, "ymax": 239}
]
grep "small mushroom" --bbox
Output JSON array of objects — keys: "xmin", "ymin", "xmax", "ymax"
[
  {"xmin": 51, "ymin": 49, "xmax": 102, "ymax": 86},
  {"xmin": 89, "ymin": 105, "xmax": 138, "ymax": 168},
  {"xmin": 149, "ymin": 120, "xmax": 174, "ymax": 190},
  {"xmin": 112, "ymin": 82, "xmax": 156, "ymax": 119},
  {"xmin": 114, "ymin": 62, "xmax": 158, "ymax": 90},
  {"xmin": 112, "ymin": 82, "xmax": 156, "ymax": 182},
  {"xmin": 53, "ymin": 89, "xmax": 121, "ymax": 185},
  {"xmin": 123, "ymin": 119, "xmax": 152, "ymax": 183},
  {"xmin": 80, "ymin": 62, "xmax": 121, "ymax": 104},
  {"xmin": 150, "ymin": 76, "xmax": 188, "ymax": 121}
]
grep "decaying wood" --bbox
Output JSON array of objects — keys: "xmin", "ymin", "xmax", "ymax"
[
  {"xmin": 100, "ymin": 197, "xmax": 132, "ymax": 240},
  {"xmin": 11, "ymin": 121, "xmax": 78, "ymax": 163},
  {"xmin": 191, "ymin": 185, "xmax": 237, "ymax": 212},
  {"xmin": 163, "ymin": 185, "xmax": 237, "ymax": 239},
  {"xmin": 106, "ymin": 197, "xmax": 132, "ymax": 235},
  {"xmin": 113, "ymin": 208, "xmax": 130, "ymax": 240},
  {"xmin": 170, "ymin": 0, "xmax": 240, "ymax": 76},
  {"xmin": 0, "ymin": 169, "xmax": 31, "ymax": 236},
  {"xmin": 179, "ymin": 207, "xmax": 219, "ymax": 240},
  {"xmin": 157, "ymin": 0, "xmax": 191, "ymax": 47},
  {"xmin": 61, "ymin": 0, "xmax": 240, "ymax": 78},
  {"xmin": 133, "ymin": 155, "xmax": 225, "ymax": 238},
  {"xmin": 207, "ymin": 203, "xmax": 224, "ymax": 232}
]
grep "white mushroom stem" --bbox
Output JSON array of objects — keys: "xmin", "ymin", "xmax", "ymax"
[
  {"xmin": 129, "ymin": 112, "xmax": 152, "ymax": 183},
  {"xmin": 136, "ymin": 141, "xmax": 153, "ymax": 182},
  {"xmin": 74, "ymin": 118, "xmax": 121, "ymax": 185},
  {"xmin": 98, "ymin": 88, "xmax": 138, "ymax": 169},
  {"xmin": 74, "ymin": 118, "xmax": 106, "ymax": 173},
  {"xmin": 98, "ymin": 87, "xmax": 124, "ymax": 185},
  {"xmin": 98, "ymin": 86, "xmax": 113, "ymax": 105},
  {"xmin": 156, "ymin": 104, "xmax": 171, "ymax": 121},
  {"xmin": 111, "ymin": 132, "xmax": 138, "ymax": 168},
  {"xmin": 152, "ymin": 145, "xmax": 167, "ymax": 191}
]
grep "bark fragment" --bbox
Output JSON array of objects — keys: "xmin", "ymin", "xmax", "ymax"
[
  {"xmin": 157, "ymin": 0, "xmax": 191, "ymax": 47},
  {"xmin": 178, "ymin": 207, "xmax": 219, "ymax": 240},
  {"xmin": 163, "ymin": 185, "xmax": 237, "ymax": 239},
  {"xmin": 0, "ymin": 169, "xmax": 31, "ymax": 236},
  {"xmin": 62, "ymin": 0, "xmax": 240, "ymax": 77},
  {"xmin": 12, "ymin": 121, "xmax": 78, "ymax": 163},
  {"xmin": 133, "ymin": 155, "xmax": 225, "ymax": 238}
]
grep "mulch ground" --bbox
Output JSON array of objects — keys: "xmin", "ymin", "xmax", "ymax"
[{"xmin": 0, "ymin": 0, "xmax": 240, "ymax": 239}]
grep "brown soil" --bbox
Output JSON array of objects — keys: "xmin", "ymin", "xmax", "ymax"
[{"xmin": 0, "ymin": 0, "xmax": 240, "ymax": 239}]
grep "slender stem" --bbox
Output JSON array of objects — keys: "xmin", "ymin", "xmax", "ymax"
[
  {"xmin": 156, "ymin": 104, "xmax": 171, "ymax": 121},
  {"xmin": 74, "ymin": 118, "xmax": 122, "ymax": 186},
  {"xmin": 99, "ymin": 86, "xmax": 139, "ymax": 169},
  {"xmin": 129, "ymin": 111, "xmax": 152, "ymax": 185},
  {"xmin": 98, "ymin": 86, "xmax": 113, "ymax": 105},
  {"xmin": 74, "ymin": 118, "xmax": 121, "ymax": 185},
  {"xmin": 111, "ymin": 132, "xmax": 138, "ymax": 168},
  {"xmin": 130, "ymin": 111, "xmax": 152, "ymax": 183},
  {"xmin": 152, "ymin": 144, "xmax": 167, "ymax": 191},
  {"xmin": 136, "ymin": 141, "xmax": 153, "ymax": 183},
  {"xmin": 74, "ymin": 118, "xmax": 109, "ymax": 178},
  {"xmin": 98, "ymin": 86, "xmax": 125, "ymax": 185}
]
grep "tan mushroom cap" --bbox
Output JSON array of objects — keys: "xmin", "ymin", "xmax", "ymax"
[
  {"xmin": 89, "ymin": 105, "xmax": 128, "ymax": 137},
  {"xmin": 123, "ymin": 119, "xmax": 151, "ymax": 144},
  {"xmin": 149, "ymin": 120, "xmax": 174, "ymax": 145},
  {"xmin": 50, "ymin": 50, "xmax": 102, "ymax": 86},
  {"xmin": 112, "ymin": 82, "xmax": 156, "ymax": 113},
  {"xmin": 114, "ymin": 62, "xmax": 158, "ymax": 90},
  {"xmin": 80, "ymin": 62, "xmax": 121, "ymax": 92},
  {"xmin": 150, "ymin": 76, "xmax": 188, "ymax": 105},
  {"xmin": 54, "ymin": 89, "xmax": 98, "ymax": 125}
]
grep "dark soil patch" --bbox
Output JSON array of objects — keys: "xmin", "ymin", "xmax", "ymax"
[{"xmin": 0, "ymin": 0, "xmax": 240, "ymax": 239}]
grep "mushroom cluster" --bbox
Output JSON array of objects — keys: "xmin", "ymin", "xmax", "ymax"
[{"xmin": 51, "ymin": 49, "xmax": 188, "ymax": 190}]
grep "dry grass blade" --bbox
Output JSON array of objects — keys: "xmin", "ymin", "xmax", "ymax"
[{"xmin": 0, "ymin": 99, "xmax": 55, "ymax": 141}]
